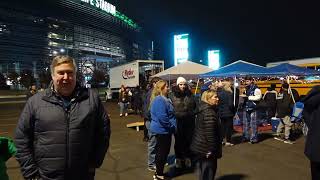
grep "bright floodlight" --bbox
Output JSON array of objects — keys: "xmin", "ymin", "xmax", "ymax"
[
  {"xmin": 208, "ymin": 50, "xmax": 220, "ymax": 70},
  {"xmin": 174, "ymin": 34, "xmax": 189, "ymax": 66}
]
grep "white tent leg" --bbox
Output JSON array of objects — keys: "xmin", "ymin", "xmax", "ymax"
[
  {"xmin": 195, "ymin": 78, "xmax": 200, "ymax": 95},
  {"xmin": 234, "ymin": 76, "xmax": 237, "ymax": 106}
]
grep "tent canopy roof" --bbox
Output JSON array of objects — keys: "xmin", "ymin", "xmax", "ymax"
[
  {"xmin": 151, "ymin": 61, "xmax": 213, "ymax": 80},
  {"xmin": 201, "ymin": 60, "xmax": 267, "ymax": 77},
  {"xmin": 264, "ymin": 63, "xmax": 320, "ymax": 76}
]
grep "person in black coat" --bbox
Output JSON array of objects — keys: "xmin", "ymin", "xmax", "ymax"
[
  {"xmin": 263, "ymin": 83, "xmax": 278, "ymax": 122},
  {"xmin": 274, "ymin": 83, "xmax": 294, "ymax": 144},
  {"xmin": 191, "ymin": 90, "xmax": 222, "ymax": 180},
  {"xmin": 169, "ymin": 76, "xmax": 197, "ymax": 169},
  {"xmin": 217, "ymin": 81, "xmax": 236, "ymax": 146},
  {"xmin": 302, "ymin": 85, "xmax": 320, "ymax": 180},
  {"xmin": 132, "ymin": 85, "xmax": 143, "ymax": 116}
]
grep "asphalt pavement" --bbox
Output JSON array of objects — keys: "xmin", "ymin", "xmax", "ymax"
[{"xmin": 0, "ymin": 101, "xmax": 311, "ymax": 180}]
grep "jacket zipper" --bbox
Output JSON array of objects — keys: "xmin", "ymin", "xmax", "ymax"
[{"xmin": 64, "ymin": 107, "xmax": 70, "ymax": 177}]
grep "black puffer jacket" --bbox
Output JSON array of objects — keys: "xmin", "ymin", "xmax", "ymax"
[
  {"xmin": 169, "ymin": 86, "xmax": 196, "ymax": 119},
  {"xmin": 15, "ymin": 86, "xmax": 111, "ymax": 180},
  {"xmin": 190, "ymin": 101, "xmax": 222, "ymax": 158},
  {"xmin": 303, "ymin": 85, "xmax": 320, "ymax": 162},
  {"xmin": 276, "ymin": 91, "xmax": 294, "ymax": 118},
  {"xmin": 217, "ymin": 88, "xmax": 235, "ymax": 118}
]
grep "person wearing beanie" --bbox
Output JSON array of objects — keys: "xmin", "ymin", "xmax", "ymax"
[
  {"xmin": 274, "ymin": 83, "xmax": 295, "ymax": 144},
  {"xmin": 262, "ymin": 83, "xmax": 278, "ymax": 124},
  {"xmin": 176, "ymin": 77, "xmax": 187, "ymax": 86},
  {"xmin": 169, "ymin": 76, "xmax": 197, "ymax": 169}
]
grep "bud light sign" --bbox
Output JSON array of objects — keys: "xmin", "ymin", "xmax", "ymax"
[{"xmin": 122, "ymin": 69, "xmax": 135, "ymax": 79}]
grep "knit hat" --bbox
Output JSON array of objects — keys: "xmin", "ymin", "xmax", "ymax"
[
  {"xmin": 176, "ymin": 77, "xmax": 187, "ymax": 85},
  {"xmin": 282, "ymin": 83, "xmax": 289, "ymax": 89}
]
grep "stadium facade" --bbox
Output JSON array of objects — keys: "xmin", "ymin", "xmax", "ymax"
[{"xmin": 0, "ymin": 0, "xmax": 154, "ymax": 82}]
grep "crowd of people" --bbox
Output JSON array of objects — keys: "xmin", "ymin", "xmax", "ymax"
[
  {"xmin": 142, "ymin": 75, "xmax": 320, "ymax": 180},
  {"xmin": 0, "ymin": 55, "xmax": 319, "ymax": 180},
  {"xmin": 141, "ymin": 76, "xmax": 229, "ymax": 180}
]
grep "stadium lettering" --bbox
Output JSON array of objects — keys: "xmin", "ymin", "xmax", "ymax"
[{"xmin": 81, "ymin": 0, "xmax": 116, "ymax": 15}]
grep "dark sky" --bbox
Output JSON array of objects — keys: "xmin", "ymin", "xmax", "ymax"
[{"xmin": 115, "ymin": 0, "xmax": 320, "ymax": 67}]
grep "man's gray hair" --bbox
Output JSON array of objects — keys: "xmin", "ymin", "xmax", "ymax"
[{"xmin": 50, "ymin": 55, "xmax": 77, "ymax": 75}]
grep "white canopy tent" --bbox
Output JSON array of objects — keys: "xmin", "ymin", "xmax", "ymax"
[{"xmin": 151, "ymin": 61, "xmax": 213, "ymax": 80}]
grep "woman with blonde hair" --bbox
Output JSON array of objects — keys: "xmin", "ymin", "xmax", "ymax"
[
  {"xmin": 222, "ymin": 81, "xmax": 233, "ymax": 93},
  {"xmin": 150, "ymin": 80, "xmax": 176, "ymax": 180},
  {"xmin": 218, "ymin": 80, "xmax": 236, "ymax": 146},
  {"xmin": 191, "ymin": 90, "xmax": 222, "ymax": 180}
]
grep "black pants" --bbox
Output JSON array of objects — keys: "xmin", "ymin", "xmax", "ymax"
[
  {"xmin": 266, "ymin": 107, "xmax": 276, "ymax": 123},
  {"xmin": 220, "ymin": 116, "xmax": 234, "ymax": 143},
  {"xmin": 155, "ymin": 134, "xmax": 172, "ymax": 176},
  {"xmin": 197, "ymin": 157, "xmax": 217, "ymax": 180},
  {"xmin": 174, "ymin": 118, "xmax": 195, "ymax": 159},
  {"xmin": 311, "ymin": 161, "xmax": 320, "ymax": 180},
  {"xmin": 143, "ymin": 118, "xmax": 149, "ymax": 139}
]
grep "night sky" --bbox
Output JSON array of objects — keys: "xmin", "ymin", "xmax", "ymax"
[{"xmin": 115, "ymin": 0, "xmax": 320, "ymax": 68}]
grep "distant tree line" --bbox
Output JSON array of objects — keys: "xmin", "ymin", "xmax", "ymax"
[{"xmin": 0, "ymin": 68, "xmax": 109, "ymax": 90}]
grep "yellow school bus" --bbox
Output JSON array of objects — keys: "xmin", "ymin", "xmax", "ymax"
[
  {"xmin": 260, "ymin": 57, "xmax": 320, "ymax": 96},
  {"xmin": 256, "ymin": 79, "xmax": 320, "ymax": 96}
]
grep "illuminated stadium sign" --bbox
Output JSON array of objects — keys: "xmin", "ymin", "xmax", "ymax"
[
  {"xmin": 208, "ymin": 50, "xmax": 220, "ymax": 70},
  {"xmin": 81, "ymin": 0, "xmax": 116, "ymax": 15},
  {"xmin": 78, "ymin": 0, "xmax": 139, "ymax": 29},
  {"xmin": 174, "ymin": 34, "xmax": 189, "ymax": 66}
]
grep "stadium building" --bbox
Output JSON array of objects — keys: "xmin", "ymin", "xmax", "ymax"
[{"xmin": 0, "ymin": 0, "xmax": 154, "ymax": 85}]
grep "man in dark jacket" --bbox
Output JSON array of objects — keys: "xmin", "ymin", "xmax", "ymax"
[
  {"xmin": 169, "ymin": 76, "xmax": 196, "ymax": 169},
  {"xmin": 15, "ymin": 55, "xmax": 111, "ymax": 180},
  {"xmin": 26, "ymin": 84, "xmax": 37, "ymax": 99},
  {"xmin": 263, "ymin": 83, "xmax": 278, "ymax": 123},
  {"xmin": 302, "ymin": 85, "xmax": 320, "ymax": 180},
  {"xmin": 274, "ymin": 83, "xmax": 294, "ymax": 144}
]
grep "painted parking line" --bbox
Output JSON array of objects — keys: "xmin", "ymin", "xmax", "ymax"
[
  {"xmin": 0, "ymin": 124, "xmax": 16, "ymax": 126},
  {"xmin": 0, "ymin": 101, "xmax": 26, "ymax": 104}
]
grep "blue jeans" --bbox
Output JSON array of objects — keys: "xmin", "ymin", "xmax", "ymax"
[
  {"xmin": 243, "ymin": 110, "xmax": 258, "ymax": 142},
  {"xmin": 146, "ymin": 120, "xmax": 156, "ymax": 168},
  {"xmin": 119, "ymin": 102, "xmax": 128, "ymax": 114}
]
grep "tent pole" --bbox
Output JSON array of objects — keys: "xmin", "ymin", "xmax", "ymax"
[
  {"xmin": 286, "ymin": 75, "xmax": 296, "ymax": 104},
  {"xmin": 234, "ymin": 76, "xmax": 237, "ymax": 106},
  {"xmin": 195, "ymin": 78, "xmax": 200, "ymax": 95}
]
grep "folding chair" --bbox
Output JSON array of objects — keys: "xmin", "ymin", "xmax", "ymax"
[{"xmin": 290, "ymin": 102, "xmax": 306, "ymax": 136}]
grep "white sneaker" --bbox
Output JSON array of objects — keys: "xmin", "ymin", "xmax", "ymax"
[
  {"xmin": 274, "ymin": 137, "xmax": 284, "ymax": 141},
  {"xmin": 284, "ymin": 139, "xmax": 294, "ymax": 144},
  {"xmin": 148, "ymin": 166, "xmax": 156, "ymax": 172},
  {"xmin": 153, "ymin": 174, "xmax": 165, "ymax": 180},
  {"xmin": 119, "ymin": 114, "xmax": 123, "ymax": 117},
  {"xmin": 125, "ymin": 113, "xmax": 128, "ymax": 116},
  {"xmin": 225, "ymin": 142, "xmax": 234, "ymax": 146}
]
